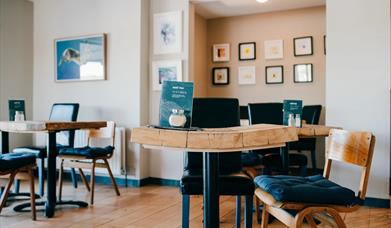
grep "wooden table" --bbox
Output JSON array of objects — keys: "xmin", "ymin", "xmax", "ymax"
[
  {"xmin": 0, "ymin": 121, "xmax": 107, "ymax": 218},
  {"xmin": 131, "ymin": 124, "xmax": 299, "ymax": 228}
]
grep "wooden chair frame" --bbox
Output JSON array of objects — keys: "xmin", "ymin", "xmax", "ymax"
[
  {"xmin": 58, "ymin": 121, "xmax": 120, "ymax": 205},
  {"xmin": 255, "ymin": 129, "xmax": 376, "ymax": 228},
  {"xmin": 0, "ymin": 164, "xmax": 36, "ymax": 220}
]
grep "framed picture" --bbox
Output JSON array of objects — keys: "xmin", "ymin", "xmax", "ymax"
[
  {"xmin": 294, "ymin": 63, "xmax": 313, "ymax": 83},
  {"xmin": 324, "ymin": 35, "xmax": 326, "ymax": 55},
  {"xmin": 294, "ymin": 36, "xmax": 313, "ymax": 56},
  {"xmin": 239, "ymin": 42, "xmax": 256, "ymax": 61},
  {"xmin": 152, "ymin": 60, "xmax": 182, "ymax": 91},
  {"xmin": 265, "ymin": 65, "xmax": 284, "ymax": 84},
  {"xmin": 153, "ymin": 11, "xmax": 182, "ymax": 55},
  {"xmin": 212, "ymin": 67, "xmax": 229, "ymax": 85},
  {"xmin": 264, "ymin": 40, "xmax": 284, "ymax": 60},
  {"xmin": 55, "ymin": 34, "xmax": 106, "ymax": 82},
  {"xmin": 238, "ymin": 66, "xmax": 256, "ymax": 85},
  {"xmin": 213, "ymin": 43, "xmax": 230, "ymax": 62}
]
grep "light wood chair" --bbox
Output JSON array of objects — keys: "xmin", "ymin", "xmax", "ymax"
[
  {"xmin": 255, "ymin": 129, "xmax": 376, "ymax": 228},
  {"xmin": 58, "ymin": 121, "xmax": 120, "ymax": 205}
]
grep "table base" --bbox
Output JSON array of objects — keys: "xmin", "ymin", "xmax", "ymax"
[{"xmin": 13, "ymin": 200, "xmax": 88, "ymax": 215}]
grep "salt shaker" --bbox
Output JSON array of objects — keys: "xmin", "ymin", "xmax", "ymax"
[
  {"xmin": 295, "ymin": 114, "xmax": 301, "ymax": 128},
  {"xmin": 14, "ymin": 111, "xmax": 25, "ymax": 122},
  {"xmin": 288, "ymin": 113, "xmax": 295, "ymax": 127},
  {"xmin": 168, "ymin": 109, "xmax": 187, "ymax": 127}
]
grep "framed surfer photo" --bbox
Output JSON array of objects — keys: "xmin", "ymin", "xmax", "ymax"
[{"xmin": 55, "ymin": 34, "xmax": 107, "ymax": 82}]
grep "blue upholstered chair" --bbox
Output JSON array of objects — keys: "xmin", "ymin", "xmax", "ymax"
[
  {"xmin": 57, "ymin": 121, "xmax": 120, "ymax": 205},
  {"xmin": 289, "ymin": 105, "xmax": 322, "ymax": 169},
  {"xmin": 0, "ymin": 152, "xmax": 37, "ymax": 220},
  {"xmin": 247, "ymin": 103, "xmax": 308, "ymax": 176},
  {"xmin": 254, "ymin": 129, "xmax": 376, "ymax": 227},
  {"xmin": 180, "ymin": 98, "xmax": 254, "ymax": 228},
  {"xmin": 13, "ymin": 103, "xmax": 79, "ymax": 196}
]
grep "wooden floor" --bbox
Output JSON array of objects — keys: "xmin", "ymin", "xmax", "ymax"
[{"xmin": 1, "ymin": 181, "xmax": 391, "ymax": 228}]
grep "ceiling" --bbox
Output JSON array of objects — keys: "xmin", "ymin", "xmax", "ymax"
[{"xmin": 191, "ymin": 0, "xmax": 326, "ymax": 19}]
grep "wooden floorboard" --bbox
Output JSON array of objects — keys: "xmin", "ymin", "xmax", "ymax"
[{"xmin": 1, "ymin": 180, "xmax": 390, "ymax": 227}]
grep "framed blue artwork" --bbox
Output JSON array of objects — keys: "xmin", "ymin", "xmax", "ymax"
[{"xmin": 55, "ymin": 34, "xmax": 106, "ymax": 82}]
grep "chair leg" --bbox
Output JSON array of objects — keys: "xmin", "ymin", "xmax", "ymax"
[
  {"xmin": 244, "ymin": 195, "xmax": 253, "ymax": 228},
  {"xmin": 236, "ymin": 196, "xmax": 241, "ymax": 228},
  {"xmin": 305, "ymin": 214, "xmax": 317, "ymax": 228},
  {"xmin": 38, "ymin": 158, "xmax": 45, "ymax": 196},
  {"xmin": 255, "ymin": 196, "xmax": 261, "ymax": 224},
  {"xmin": 90, "ymin": 160, "xmax": 96, "ymax": 205},
  {"xmin": 182, "ymin": 195, "xmax": 190, "ymax": 228},
  {"xmin": 103, "ymin": 159, "xmax": 120, "ymax": 196},
  {"xmin": 28, "ymin": 168, "xmax": 36, "ymax": 220},
  {"xmin": 70, "ymin": 168, "xmax": 78, "ymax": 189},
  {"xmin": 79, "ymin": 168, "xmax": 90, "ymax": 192},
  {"xmin": 311, "ymin": 150, "xmax": 317, "ymax": 170},
  {"xmin": 14, "ymin": 179, "xmax": 20, "ymax": 193},
  {"xmin": 0, "ymin": 172, "xmax": 16, "ymax": 214},
  {"xmin": 58, "ymin": 159, "xmax": 64, "ymax": 202},
  {"xmin": 261, "ymin": 203, "xmax": 269, "ymax": 228}
]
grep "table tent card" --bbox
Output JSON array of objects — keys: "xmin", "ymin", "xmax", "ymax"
[
  {"xmin": 8, "ymin": 100, "xmax": 25, "ymax": 121},
  {"xmin": 283, "ymin": 99, "xmax": 303, "ymax": 126},
  {"xmin": 159, "ymin": 81, "xmax": 194, "ymax": 128}
]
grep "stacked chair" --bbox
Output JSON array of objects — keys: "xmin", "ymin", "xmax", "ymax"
[
  {"xmin": 180, "ymin": 98, "xmax": 254, "ymax": 228},
  {"xmin": 254, "ymin": 129, "xmax": 375, "ymax": 227}
]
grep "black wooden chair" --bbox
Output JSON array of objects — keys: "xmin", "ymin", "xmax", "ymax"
[
  {"xmin": 180, "ymin": 98, "xmax": 254, "ymax": 228},
  {"xmin": 289, "ymin": 105, "xmax": 322, "ymax": 169},
  {"xmin": 13, "ymin": 103, "xmax": 79, "ymax": 196},
  {"xmin": 0, "ymin": 152, "xmax": 36, "ymax": 220},
  {"xmin": 247, "ymin": 103, "xmax": 308, "ymax": 176}
]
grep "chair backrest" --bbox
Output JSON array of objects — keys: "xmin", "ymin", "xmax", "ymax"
[
  {"xmin": 88, "ymin": 121, "xmax": 116, "ymax": 147},
  {"xmin": 302, "ymin": 105, "xmax": 322, "ymax": 125},
  {"xmin": 185, "ymin": 98, "xmax": 242, "ymax": 174},
  {"xmin": 248, "ymin": 103, "xmax": 283, "ymax": 125},
  {"xmin": 49, "ymin": 103, "xmax": 79, "ymax": 147},
  {"xmin": 323, "ymin": 129, "xmax": 376, "ymax": 200}
]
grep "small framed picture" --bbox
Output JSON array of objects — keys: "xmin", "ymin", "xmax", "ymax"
[
  {"xmin": 213, "ymin": 43, "xmax": 230, "ymax": 62},
  {"xmin": 212, "ymin": 67, "xmax": 229, "ymax": 85},
  {"xmin": 238, "ymin": 66, "xmax": 256, "ymax": 85},
  {"xmin": 294, "ymin": 63, "xmax": 313, "ymax": 83},
  {"xmin": 294, "ymin": 36, "xmax": 313, "ymax": 56},
  {"xmin": 152, "ymin": 60, "xmax": 182, "ymax": 91},
  {"xmin": 264, "ymin": 39, "xmax": 284, "ymax": 60},
  {"xmin": 239, "ymin": 42, "xmax": 256, "ymax": 61},
  {"xmin": 153, "ymin": 11, "xmax": 182, "ymax": 55},
  {"xmin": 265, "ymin": 66, "xmax": 284, "ymax": 84}
]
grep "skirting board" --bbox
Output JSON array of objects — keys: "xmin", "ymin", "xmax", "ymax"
[{"xmin": 62, "ymin": 172, "xmax": 389, "ymax": 208}]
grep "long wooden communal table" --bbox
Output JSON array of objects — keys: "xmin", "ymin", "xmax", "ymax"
[
  {"xmin": 0, "ymin": 121, "xmax": 107, "ymax": 218},
  {"xmin": 131, "ymin": 124, "xmax": 298, "ymax": 228}
]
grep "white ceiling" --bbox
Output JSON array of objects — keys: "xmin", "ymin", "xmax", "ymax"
[{"xmin": 191, "ymin": 0, "xmax": 326, "ymax": 19}]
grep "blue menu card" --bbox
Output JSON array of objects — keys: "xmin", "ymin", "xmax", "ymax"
[
  {"xmin": 283, "ymin": 99, "xmax": 303, "ymax": 125},
  {"xmin": 159, "ymin": 81, "xmax": 194, "ymax": 128},
  {"xmin": 8, "ymin": 100, "xmax": 26, "ymax": 121}
]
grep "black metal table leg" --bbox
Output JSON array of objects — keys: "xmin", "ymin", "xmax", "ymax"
[
  {"xmin": 45, "ymin": 132, "xmax": 57, "ymax": 217},
  {"xmin": 280, "ymin": 144, "xmax": 290, "ymax": 174},
  {"xmin": 203, "ymin": 152, "xmax": 219, "ymax": 228},
  {"xmin": 1, "ymin": 131, "xmax": 9, "ymax": 154}
]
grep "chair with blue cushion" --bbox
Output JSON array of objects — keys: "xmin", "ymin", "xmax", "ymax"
[
  {"xmin": 0, "ymin": 152, "xmax": 36, "ymax": 220},
  {"xmin": 58, "ymin": 121, "xmax": 120, "ymax": 205},
  {"xmin": 248, "ymin": 103, "xmax": 308, "ymax": 176},
  {"xmin": 254, "ymin": 129, "xmax": 375, "ymax": 228},
  {"xmin": 13, "ymin": 103, "xmax": 79, "ymax": 196},
  {"xmin": 180, "ymin": 98, "xmax": 254, "ymax": 228},
  {"xmin": 289, "ymin": 105, "xmax": 322, "ymax": 170}
]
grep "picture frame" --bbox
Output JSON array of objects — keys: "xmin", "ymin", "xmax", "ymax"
[
  {"xmin": 238, "ymin": 66, "xmax": 256, "ymax": 85},
  {"xmin": 239, "ymin": 42, "xmax": 256, "ymax": 61},
  {"xmin": 153, "ymin": 11, "xmax": 182, "ymax": 55},
  {"xmin": 152, "ymin": 60, "xmax": 182, "ymax": 91},
  {"xmin": 294, "ymin": 63, "xmax": 313, "ymax": 83},
  {"xmin": 264, "ymin": 39, "xmax": 284, "ymax": 60},
  {"xmin": 212, "ymin": 67, "xmax": 229, "ymax": 85},
  {"xmin": 55, "ymin": 34, "xmax": 107, "ymax": 82},
  {"xmin": 294, "ymin": 36, "xmax": 313, "ymax": 56},
  {"xmin": 213, "ymin": 43, "xmax": 230, "ymax": 62},
  {"xmin": 265, "ymin": 65, "xmax": 284, "ymax": 84}
]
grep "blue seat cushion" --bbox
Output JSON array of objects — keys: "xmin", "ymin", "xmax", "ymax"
[
  {"xmin": 59, "ymin": 146, "xmax": 114, "ymax": 158},
  {"xmin": 0, "ymin": 152, "xmax": 36, "ymax": 172},
  {"xmin": 254, "ymin": 174, "xmax": 357, "ymax": 206},
  {"xmin": 242, "ymin": 152, "xmax": 262, "ymax": 167},
  {"xmin": 13, "ymin": 145, "xmax": 71, "ymax": 159}
]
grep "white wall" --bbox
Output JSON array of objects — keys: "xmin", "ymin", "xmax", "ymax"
[
  {"xmin": 148, "ymin": 0, "xmax": 189, "ymax": 180},
  {"xmin": 32, "ymin": 0, "xmax": 149, "ymax": 179},
  {"xmin": 0, "ymin": 0, "xmax": 33, "ymax": 149},
  {"xmin": 326, "ymin": 0, "xmax": 390, "ymax": 199}
]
